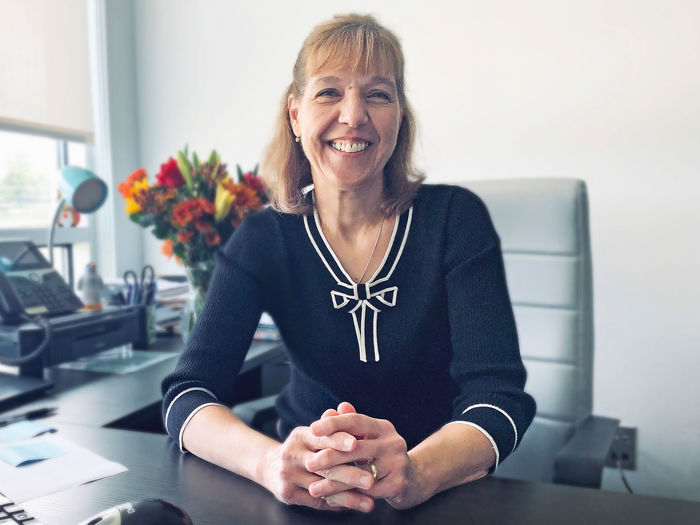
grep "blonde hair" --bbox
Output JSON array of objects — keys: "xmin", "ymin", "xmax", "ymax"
[{"xmin": 261, "ymin": 13, "xmax": 424, "ymax": 215}]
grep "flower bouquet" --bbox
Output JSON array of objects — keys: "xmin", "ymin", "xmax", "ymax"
[{"xmin": 118, "ymin": 147, "xmax": 267, "ymax": 337}]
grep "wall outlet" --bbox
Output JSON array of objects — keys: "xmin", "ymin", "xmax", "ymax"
[{"xmin": 606, "ymin": 427, "xmax": 637, "ymax": 470}]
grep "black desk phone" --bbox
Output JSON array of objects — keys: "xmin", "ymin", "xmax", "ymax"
[{"xmin": 0, "ymin": 240, "xmax": 83, "ymax": 323}]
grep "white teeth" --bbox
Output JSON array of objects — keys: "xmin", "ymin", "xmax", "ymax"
[{"xmin": 331, "ymin": 141, "xmax": 369, "ymax": 153}]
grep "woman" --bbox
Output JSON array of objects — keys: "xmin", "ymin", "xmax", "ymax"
[{"xmin": 162, "ymin": 14, "xmax": 535, "ymax": 513}]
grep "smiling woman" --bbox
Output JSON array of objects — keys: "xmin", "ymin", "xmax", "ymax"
[
  {"xmin": 288, "ymin": 69, "xmax": 402, "ymax": 198},
  {"xmin": 161, "ymin": 13, "xmax": 535, "ymax": 514},
  {"xmin": 262, "ymin": 14, "xmax": 423, "ymax": 216}
]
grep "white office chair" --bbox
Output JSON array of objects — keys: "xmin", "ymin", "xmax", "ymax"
[{"xmin": 460, "ymin": 178, "xmax": 618, "ymax": 487}]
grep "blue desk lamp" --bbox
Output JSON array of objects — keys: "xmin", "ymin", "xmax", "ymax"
[{"xmin": 48, "ymin": 166, "xmax": 108, "ymax": 265}]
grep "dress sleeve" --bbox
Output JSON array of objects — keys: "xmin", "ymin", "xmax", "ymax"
[
  {"xmin": 441, "ymin": 188, "xmax": 536, "ymax": 469},
  {"xmin": 161, "ymin": 214, "xmax": 271, "ymax": 451}
]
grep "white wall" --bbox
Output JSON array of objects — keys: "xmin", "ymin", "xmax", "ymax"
[{"xmin": 118, "ymin": 0, "xmax": 699, "ymax": 501}]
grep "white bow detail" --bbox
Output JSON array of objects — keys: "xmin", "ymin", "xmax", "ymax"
[{"xmin": 330, "ymin": 282, "xmax": 398, "ymax": 362}]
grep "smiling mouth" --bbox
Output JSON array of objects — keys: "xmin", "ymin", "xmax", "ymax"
[{"xmin": 328, "ymin": 140, "xmax": 371, "ymax": 153}]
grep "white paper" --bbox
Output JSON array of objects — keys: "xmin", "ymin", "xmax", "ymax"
[{"xmin": 0, "ymin": 434, "xmax": 127, "ymax": 503}]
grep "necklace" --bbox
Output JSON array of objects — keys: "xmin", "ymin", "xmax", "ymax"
[{"xmin": 354, "ymin": 216, "xmax": 385, "ymax": 284}]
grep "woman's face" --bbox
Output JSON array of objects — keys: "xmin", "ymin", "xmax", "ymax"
[{"xmin": 288, "ymin": 67, "xmax": 402, "ymax": 193}]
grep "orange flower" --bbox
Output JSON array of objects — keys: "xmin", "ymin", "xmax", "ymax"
[
  {"xmin": 161, "ymin": 239, "xmax": 182, "ymax": 265},
  {"xmin": 127, "ymin": 168, "xmax": 147, "ymax": 185},
  {"xmin": 161, "ymin": 240, "xmax": 174, "ymax": 258},
  {"xmin": 197, "ymin": 197, "xmax": 215, "ymax": 214},
  {"xmin": 172, "ymin": 198, "xmax": 215, "ymax": 227},
  {"xmin": 219, "ymin": 181, "xmax": 262, "ymax": 226},
  {"xmin": 117, "ymin": 181, "xmax": 132, "ymax": 198}
]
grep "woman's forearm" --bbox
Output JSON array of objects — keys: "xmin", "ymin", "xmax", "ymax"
[
  {"xmin": 407, "ymin": 423, "xmax": 496, "ymax": 502},
  {"xmin": 181, "ymin": 404, "xmax": 280, "ymax": 485}
]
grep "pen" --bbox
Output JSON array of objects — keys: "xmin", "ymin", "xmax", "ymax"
[{"xmin": 0, "ymin": 407, "xmax": 57, "ymax": 427}]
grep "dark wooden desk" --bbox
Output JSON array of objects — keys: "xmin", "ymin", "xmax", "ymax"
[
  {"xmin": 0, "ymin": 336, "xmax": 285, "ymax": 430},
  {"xmin": 24, "ymin": 424, "xmax": 700, "ymax": 525}
]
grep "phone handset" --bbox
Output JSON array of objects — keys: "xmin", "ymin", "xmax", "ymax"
[
  {"xmin": 0, "ymin": 270, "xmax": 52, "ymax": 366},
  {"xmin": 0, "ymin": 270, "xmax": 25, "ymax": 324}
]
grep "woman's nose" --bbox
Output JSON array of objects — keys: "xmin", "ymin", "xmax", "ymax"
[{"xmin": 338, "ymin": 92, "xmax": 369, "ymax": 128}]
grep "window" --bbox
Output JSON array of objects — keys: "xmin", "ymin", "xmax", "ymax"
[{"xmin": 0, "ymin": 128, "xmax": 96, "ymax": 287}]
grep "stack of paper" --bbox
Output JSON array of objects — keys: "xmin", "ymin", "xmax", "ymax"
[
  {"xmin": 155, "ymin": 278, "xmax": 190, "ymax": 305},
  {"xmin": 0, "ymin": 422, "xmax": 127, "ymax": 503}
]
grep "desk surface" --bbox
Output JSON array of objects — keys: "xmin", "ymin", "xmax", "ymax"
[
  {"xmin": 0, "ymin": 336, "xmax": 285, "ymax": 427},
  {"xmin": 23, "ymin": 424, "xmax": 700, "ymax": 525},
  {"xmin": 4, "ymin": 338, "xmax": 700, "ymax": 524}
]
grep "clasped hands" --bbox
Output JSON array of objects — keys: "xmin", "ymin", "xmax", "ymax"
[{"xmin": 260, "ymin": 402, "xmax": 423, "ymax": 513}]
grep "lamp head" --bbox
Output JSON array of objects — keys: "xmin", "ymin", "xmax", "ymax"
[{"xmin": 58, "ymin": 166, "xmax": 108, "ymax": 213}]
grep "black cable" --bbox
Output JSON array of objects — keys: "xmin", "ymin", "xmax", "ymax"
[
  {"xmin": 0, "ymin": 314, "xmax": 51, "ymax": 366},
  {"xmin": 612, "ymin": 434, "xmax": 635, "ymax": 494}
]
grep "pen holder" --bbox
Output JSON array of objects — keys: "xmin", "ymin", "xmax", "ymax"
[{"xmin": 134, "ymin": 304, "xmax": 157, "ymax": 348}]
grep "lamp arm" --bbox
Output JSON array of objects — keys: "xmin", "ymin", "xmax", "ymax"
[{"xmin": 48, "ymin": 197, "xmax": 66, "ymax": 266}]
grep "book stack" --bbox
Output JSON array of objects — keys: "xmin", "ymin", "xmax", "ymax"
[
  {"xmin": 154, "ymin": 278, "xmax": 189, "ymax": 306},
  {"xmin": 254, "ymin": 312, "xmax": 281, "ymax": 341},
  {"xmin": 154, "ymin": 278, "xmax": 189, "ymax": 333}
]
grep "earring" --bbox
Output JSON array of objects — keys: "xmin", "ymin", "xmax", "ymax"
[{"xmin": 295, "ymin": 136, "xmax": 301, "ymax": 143}]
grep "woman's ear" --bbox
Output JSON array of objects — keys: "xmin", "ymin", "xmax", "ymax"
[{"xmin": 288, "ymin": 94, "xmax": 300, "ymax": 137}]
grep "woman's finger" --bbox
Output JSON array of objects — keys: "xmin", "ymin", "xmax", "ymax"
[
  {"xmin": 302, "ymin": 428, "xmax": 357, "ymax": 453},
  {"xmin": 309, "ymin": 463, "xmax": 374, "ymax": 493},
  {"xmin": 278, "ymin": 484, "xmax": 327, "ymax": 509},
  {"xmin": 310, "ymin": 412, "xmax": 382, "ymax": 438},
  {"xmin": 337, "ymin": 401, "xmax": 356, "ymax": 414},
  {"xmin": 325, "ymin": 490, "xmax": 375, "ymax": 513},
  {"xmin": 321, "ymin": 408, "xmax": 339, "ymax": 419},
  {"xmin": 305, "ymin": 439, "xmax": 377, "ymax": 472},
  {"xmin": 308, "ymin": 478, "xmax": 355, "ymax": 498}
]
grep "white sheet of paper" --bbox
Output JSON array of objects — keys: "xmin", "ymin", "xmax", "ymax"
[{"xmin": 0, "ymin": 433, "xmax": 127, "ymax": 503}]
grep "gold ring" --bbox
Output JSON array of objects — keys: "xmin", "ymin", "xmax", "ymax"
[{"xmin": 369, "ymin": 461, "xmax": 378, "ymax": 481}]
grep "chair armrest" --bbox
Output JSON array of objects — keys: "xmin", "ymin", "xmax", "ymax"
[{"xmin": 553, "ymin": 415, "xmax": 619, "ymax": 488}]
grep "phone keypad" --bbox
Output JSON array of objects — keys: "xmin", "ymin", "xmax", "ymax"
[{"xmin": 8, "ymin": 272, "xmax": 83, "ymax": 316}]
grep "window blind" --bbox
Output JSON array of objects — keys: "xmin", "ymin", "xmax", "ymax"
[{"xmin": 0, "ymin": 0, "xmax": 94, "ymax": 143}]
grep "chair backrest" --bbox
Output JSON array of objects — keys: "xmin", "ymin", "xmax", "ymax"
[{"xmin": 458, "ymin": 178, "xmax": 594, "ymax": 482}]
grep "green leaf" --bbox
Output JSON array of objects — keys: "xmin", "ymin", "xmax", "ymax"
[
  {"xmin": 173, "ymin": 243, "xmax": 186, "ymax": 259},
  {"xmin": 193, "ymin": 152, "xmax": 200, "ymax": 171},
  {"xmin": 152, "ymin": 223, "xmax": 171, "ymax": 239},
  {"xmin": 236, "ymin": 164, "xmax": 244, "ymax": 182},
  {"xmin": 129, "ymin": 213, "xmax": 142, "ymax": 224},
  {"xmin": 137, "ymin": 214, "xmax": 155, "ymax": 227},
  {"xmin": 177, "ymin": 150, "xmax": 193, "ymax": 191},
  {"xmin": 208, "ymin": 150, "xmax": 218, "ymax": 164}
]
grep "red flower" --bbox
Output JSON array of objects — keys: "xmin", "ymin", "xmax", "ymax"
[
  {"xmin": 204, "ymin": 231, "xmax": 221, "ymax": 246},
  {"xmin": 243, "ymin": 172, "xmax": 266, "ymax": 195},
  {"xmin": 156, "ymin": 157, "xmax": 185, "ymax": 188},
  {"xmin": 194, "ymin": 219, "xmax": 213, "ymax": 233},
  {"xmin": 178, "ymin": 230, "xmax": 194, "ymax": 243}
]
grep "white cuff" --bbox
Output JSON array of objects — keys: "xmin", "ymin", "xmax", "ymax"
[
  {"xmin": 444, "ymin": 420, "xmax": 500, "ymax": 470},
  {"xmin": 178, "ymin": 402, "xmax": 227, "ymax": 452},
  {"xmin": 462, "ymin": 403, "xmax": 518, "ymax": 453}
]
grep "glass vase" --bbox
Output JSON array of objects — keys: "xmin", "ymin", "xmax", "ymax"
[{"xmin": 181, "ymin": 259, "xmax": 215, "ymax": 341}]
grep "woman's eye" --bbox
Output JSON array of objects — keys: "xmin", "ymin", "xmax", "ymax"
[
  {"xmin": 368, "ymin": 91, "xmax": 391, "ymax": 101},
  {"xmin": 315, "ymin": 88, "xmax": 340, "ymax": 98}
]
